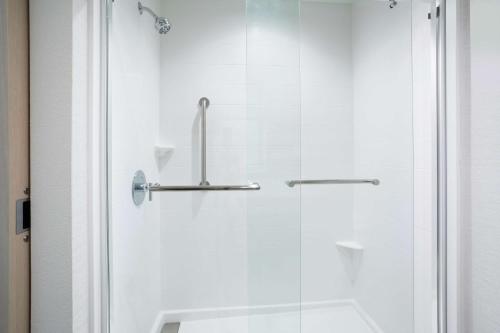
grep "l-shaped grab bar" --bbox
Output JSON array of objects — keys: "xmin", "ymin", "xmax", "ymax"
[{"xmin": 131, "ymin": 97, "xmax": 261, "ymax": 205}]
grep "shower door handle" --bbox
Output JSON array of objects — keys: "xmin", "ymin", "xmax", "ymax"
[{"xmin": 285, "ymin": 179, "xmax": 380, "ymax": 187}]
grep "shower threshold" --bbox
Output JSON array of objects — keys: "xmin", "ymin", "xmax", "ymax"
[{"xmin": 157, "ymin": 301, "xmax": 382, "ymax": 333}]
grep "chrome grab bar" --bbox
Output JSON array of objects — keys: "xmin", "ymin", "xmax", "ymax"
[
  {"xmin": 131, "ymin": 97, "xmax": 261, "ymax": 205},
  {"xmin": 199, "ymin": 97, "xmax": 210, "ymax": 186},
  {"xmin": 286, "ymin": 179, "xmax": 380, "ymax": 187},
  {"xmin": 148, "ymin": 183, "xmax": 260, "ymax": 192},
  {"xmin": 132, "ymin": 174, "xmax": 261, "ymax": 205}
]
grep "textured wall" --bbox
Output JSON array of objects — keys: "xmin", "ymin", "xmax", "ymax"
[
  {"xmin": 30, "ymin": 0, "xmax": 102, "ymax": 331},
  {"xmin": 465, "ymin": 0, "xmax": 500, "ymax": 331},
  {"xmin": 30, "ymin": 0, "xmax": 73, "ymax": 331}
]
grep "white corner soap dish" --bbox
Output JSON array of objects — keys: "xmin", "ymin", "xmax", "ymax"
[
  {"xmin": 155, "ymin": 145, "xmax": 175, "ymax": 159},
  {"xmin": 335, "ymin": 241, "xmax": 364, "ymax": 251},
  {"xmin": 154, "ymin": 145, "xmax": 175, "ymax": 170},
  {"xmin": 336, "ymin": 241, "xmax": 363, "ymax": 282}
]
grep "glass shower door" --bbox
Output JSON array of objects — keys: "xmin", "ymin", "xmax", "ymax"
[
  {"xmin": 246, "ymin": 1, "xmax": 302, "ymax": 333},
  {"xmin": 107, "ymin": 0, "xmax": 302, "ymax": 332},
  {"xmin": 297, "ymin": 0, "xmax": 415, "ymax": 332},
  {"xmin": 107, "ymin": 0, "xmax": 418, "ymax": 332}
]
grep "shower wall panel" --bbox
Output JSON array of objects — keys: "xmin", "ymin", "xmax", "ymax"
[
  {"xmin": 352, "ymin": 2, "xmax": 414, "ymax": 332},
  {"xmin": 109, "ymin": 1, "xmax": 162, "ymax": 332},
  {"xmin": 158, "ymin": 0, "xmax": 250, "ymax": 312},
  {"xmin": 299, "ymin": 2, "xmax": 355, "ymax": 303}
]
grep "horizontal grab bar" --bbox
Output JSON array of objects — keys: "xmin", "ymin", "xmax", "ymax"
[
  {"xmin": 132, "ymin": 170, "xmax": 260, "ymax": 205},
  {"xmin": 149, "ymin": 183, "xmax": 261, "ymax": 192},
  {"xmin": 286, "ymin": 179, "xmax": 380, "ymax": 187}
]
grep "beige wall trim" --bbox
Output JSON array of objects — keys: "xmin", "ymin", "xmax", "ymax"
[
  {"xmin": 0, "ymin": 0, "xmax": 10, "ymax": 329},
  {"xmin": 0, "ymin": 0, "xmax": 31, "ymax": 332}
]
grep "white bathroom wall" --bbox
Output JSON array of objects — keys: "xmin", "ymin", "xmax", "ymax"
[
  {"xmin": 463, "ymin": 0, "xmax": 500, "ymax": 331},
  {"xmin": 30, "ymin": 0, "xmax": 74, "ymax": 331},
  {"xmin": 299, "ymin": 2, "xmax": 355, "ymax": 302},
  {"xmin": 352, "ymin": 2, "xmax": 414, "ymax": 333},
  {"xmin": 30, "ymin": 0, "xmax": 105, "ymax": 331},
  {"xmin": 109, "ymin": 0, "xmax": 162, "ymax": 332}
]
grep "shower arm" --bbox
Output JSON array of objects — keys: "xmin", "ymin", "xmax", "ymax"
[{"xmin": 138, "ymin": 2, "xmax": 159, "ymax": 20}]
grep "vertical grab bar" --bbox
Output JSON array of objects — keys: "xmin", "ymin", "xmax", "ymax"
[
  {"xmin": 199, "ymin": 97, "xmax": 210, "ymax": 185},
  {"xmin": 434, "ymin": 1, "xmax": 448, "ymax": 332}
]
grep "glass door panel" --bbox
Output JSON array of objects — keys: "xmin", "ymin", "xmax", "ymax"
[
  {"xmin": 108, "ymin": 0, "xmax": 302, "ymax": 332},
  {"xmin": 108, "ymin": 0, "xmax": 418, "ymax": 332},
  {"xmin": 246, "ymin": 0, "xmax": 302, "ymax": 333},
  {"xmin": 298, "ymin": 0, "xmax": 415, "ymax": 332}
]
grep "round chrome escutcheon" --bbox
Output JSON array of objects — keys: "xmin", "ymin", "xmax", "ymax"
[{"xmin": 132, "ymin": 170, "xmax": 147, "ymax": 206}]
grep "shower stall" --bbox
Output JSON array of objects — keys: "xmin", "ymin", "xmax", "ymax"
[{"xmin": 106, "ymin": 0, "xmax": 443, "ymax": 332}]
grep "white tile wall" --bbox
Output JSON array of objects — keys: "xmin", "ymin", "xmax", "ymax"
[
  {"xmin": 300, "ymin": 2, "xmax": 355, "ymax": 302},
  {"xmin": 159, "ymin": 0, "xmax": 250, "ymax": 312},
  {"xmin": 109, "ymin": 0, "xmax": 162, "ymax": 332},
  {"xmin": 352, "ymin": 2, "xmax": 414, "ymax": 333}
]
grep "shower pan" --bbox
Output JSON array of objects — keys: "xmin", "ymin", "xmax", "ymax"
[{"xmin": 105, "ymin": 0, "xmax": 446, "ymax": 332}]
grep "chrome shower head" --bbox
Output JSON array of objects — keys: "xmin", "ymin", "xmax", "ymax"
[
  {"xmin": 389, "ymin": 0, "xmax": 398, "ymax": 8},
  {"xmin": 155, "ymin": 17, "xmax": 171, "ymax": 34},
  {"xmin": 138, "ymin": 2, "xmax": 172, "ymax": 34}
]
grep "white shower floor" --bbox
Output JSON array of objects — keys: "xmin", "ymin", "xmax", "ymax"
[{"xmin": 176, "ymin": 305, "xmax": 378, "ymax": 333}]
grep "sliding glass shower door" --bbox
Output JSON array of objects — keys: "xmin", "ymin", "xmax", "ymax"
[
  {"xmin": 298, "ymin": 0, "xmax": 416, "ymax": 332},
  {"xmin": 246, "ymin": 1, "xmax": 302, "ymax": 332},
  {"xmin": 107, "ymin": 0, "xmax": 420, "ymax": 332}
]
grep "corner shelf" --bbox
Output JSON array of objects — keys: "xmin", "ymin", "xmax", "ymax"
[
  {"xmin": 335, "ymin": 241, "xmax": 364, "ymax": 252},
  {"xmin": 154, "ymin": 145, "xmax": 175, "ymax": 170},
  {"xmin": 155, "ymin": 145, "xmax": 175, "ymax": 159},
  {"xmin": 336, "ymin": 241, "xmax": 363, "ymax": 282}
]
